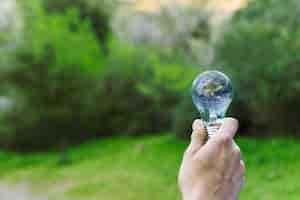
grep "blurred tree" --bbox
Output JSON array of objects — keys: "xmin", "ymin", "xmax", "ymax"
[
  {"xmin": 42, "ymin": 0, "xmax": 115, "ymax": 52},
  {"xmin": 215, "ymin": 0, "xmax": 300, "ymax": 136},
  {"xmin": 97, "ymin": 40, "xmax": 201, "ymax": 136},
  {"xmin": 0, "ymin": 3, "xmax": 104, "ymax": 151},
  {"xmin": 112, "ymin": 5, "xmax": 215, "ymax": 65},
  {"xmin": 172, "ymin": 93, "xmax": 199, "ymax": 139},
  {"xmin": 0, "ymin": 0, "xmax": 209, "ymax": 150}
]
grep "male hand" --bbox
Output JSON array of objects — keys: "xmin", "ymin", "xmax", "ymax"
[{"xmin": 178, "ymin": 118, "xmax": 245, "ymax": 200}]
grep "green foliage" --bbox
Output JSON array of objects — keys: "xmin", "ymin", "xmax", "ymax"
[
  {"xmin": 215, "ymin": 0, "xmax": 300, "ymax": 135},
  {"xmin": 0, "ymin": 7, "xmax": 201, "ymax": 150},
  {"xmin": 0, "ymin": 5, "xmax": 104, "ymax": 151},
  {"xmin": 172, "ymin": 94, "xmax": 198, "ymax": 139},
  {"xmin": 28, "ymin": 9, "xmax": 104, "ymax": 73},
  {"xmin": 97, "ymin": 41, "xmax": 201, "ymax": 136},
  {"xmin": 0, "ymin": 0, "xmax": 203, "ymax": 150},
  {"xmin": 42, "ymin": 0, "xmax": 113, "ymax": 49}
]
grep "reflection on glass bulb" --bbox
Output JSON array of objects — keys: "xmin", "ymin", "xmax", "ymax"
[{"xmin": 192, "ymin": 71, "xmax": 233, "ymax": 137}]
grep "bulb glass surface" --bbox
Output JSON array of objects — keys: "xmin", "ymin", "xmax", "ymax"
[{"xmin": 192, "ymin": 71, "xmax": 233, "ymax": 123}]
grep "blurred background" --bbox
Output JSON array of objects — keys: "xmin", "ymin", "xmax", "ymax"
[{"xmin": 0, "ymin": 0, "xmax": 300, "ymax": 199}]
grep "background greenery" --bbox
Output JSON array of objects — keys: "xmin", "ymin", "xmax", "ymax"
[
  {"xmin": 216, "ymin": 0, "xmax": 300, "ymax": 136},
  {"xmin": 0, "ymin": 0, "xmax": 299, "ymax": 199},
  {"xmin": 1, "ymin": 136, "xmax": 300, "ymax": 200}
]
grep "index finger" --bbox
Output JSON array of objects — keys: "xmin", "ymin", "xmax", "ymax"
[
  {"xmin": 196, "ymin": 118, "xmax": 239, "ymax": 159},
  {"xmin": 217, "ymin": 118, "xmax": 239, "ymax": 140}
]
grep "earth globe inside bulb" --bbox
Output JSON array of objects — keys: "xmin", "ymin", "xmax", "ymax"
[{"xmin": 192, "ymin": 71, "xmax": 233, "ymax": 123}]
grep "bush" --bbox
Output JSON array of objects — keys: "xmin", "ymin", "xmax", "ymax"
[
  {"xmin": 172, "ymin": 94, "xmax": 199, "ymax": 139},
  {"xmin": 215, "ymin": 0, "xmax": 300, "ymax": 136},
  {"xmin": 97, "ymin": 41, "xmax": 201, "ymax": 136},
  {"xmin": 42, "ymin": 0, "xmax": 113, "ymax": 50},
  {"xmin": 0, "ymin": 6, "xmax": 104, "ymax": 151},
  {"xmin": 0, "ymin": 1, "xmax": 204, "ymax": 151},
  {"xmin": 0, "ymin": 23, "xmax": 201, "ymax": 151}
]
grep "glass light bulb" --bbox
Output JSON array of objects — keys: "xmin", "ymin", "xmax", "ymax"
[{"xmin": 192, "ymin": 70, "xmax": 233, "ymax": 136}]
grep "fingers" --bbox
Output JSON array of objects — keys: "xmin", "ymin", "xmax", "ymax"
[
  {"xmin": 228, "ymin": 143, "xmax": 242, "ymax": 176},
  {"xmin": 240, "ymin": 160, "xmax": 245, "ymax": 173},
  {"xmin": 232, "ymin": 155, "xmax": 245, "ymax": 184},
  {"xmin": 218, "ymin": 118, "xmax": 239, "ymax": 140},
  {"xmin": 231, "ymin": 159, "xmax": 245, "ymax": 200},
  {"xmin": 232, "ymin": 163, "xmax": 245, "ymax": 200},
  {"xmin": 233, "ymin": 160, "xmax": 245, "ymax": 187},
  {"xmin": 204, "ymin": 118, "xmax": 238, "ymax": 153},
  {"xmin": 209, "ymin": 118, "xmax": 238, "ymax": 147},
  {"xmin": 186, "ymin": 119, "xmax": 207, "ymax": 155},
  {"xmin": 191, "ymin": 119, "xmax": 207, "ymax": 147}
]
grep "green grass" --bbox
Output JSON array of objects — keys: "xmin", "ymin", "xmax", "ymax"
[{"xmin": 0, "ymin": 135, "xmax": 300, "ymax": 200}]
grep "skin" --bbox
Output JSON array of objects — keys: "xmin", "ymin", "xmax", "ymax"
[{"xmin": 178, "ymin": 118, "xmax": 245, "ymax": 200}]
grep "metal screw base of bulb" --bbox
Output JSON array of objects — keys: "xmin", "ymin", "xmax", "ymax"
[{"xmin": 205, "ymin": 120, "xmax": 223, "ymax": 138}]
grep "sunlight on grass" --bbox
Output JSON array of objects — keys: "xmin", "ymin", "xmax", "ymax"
[{"xmin": 0, "ymin": 135, "xmax": 299, "ymax": 200}]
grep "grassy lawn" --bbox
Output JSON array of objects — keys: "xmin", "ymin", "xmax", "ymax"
[{"xmin": 0, "ymin": 135, "xmax": 299, "ymax": 200}]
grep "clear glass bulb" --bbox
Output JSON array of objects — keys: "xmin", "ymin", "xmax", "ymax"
[{"xmin": 192, "ymin": 70, "xmax": 233, "ymax": 137}]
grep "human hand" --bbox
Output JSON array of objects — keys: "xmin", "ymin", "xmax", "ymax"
[{"xmin": 178, "ymin": 118, "xmax": 245, "ymax": 200}]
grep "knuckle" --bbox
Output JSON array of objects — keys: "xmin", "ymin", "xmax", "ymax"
[
  {"xmin": 218, "ymin": 135, "xmax": 231, "ymax": 145},
  {"xmin": 233, "ymin": 147, "xmax": 241, "ymax": 157},
  {"xmin": 215, "ymin": 169, "xmax": 226, "ymax": 182}
]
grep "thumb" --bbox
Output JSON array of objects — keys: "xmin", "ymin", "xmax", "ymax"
[
  {"xmin": 186, "ymin": 119, "xmax": 207, "ymax": 155},
  {"xmin": 218, "ymin": 118, "xmax": 239, "ymax": 140}
]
